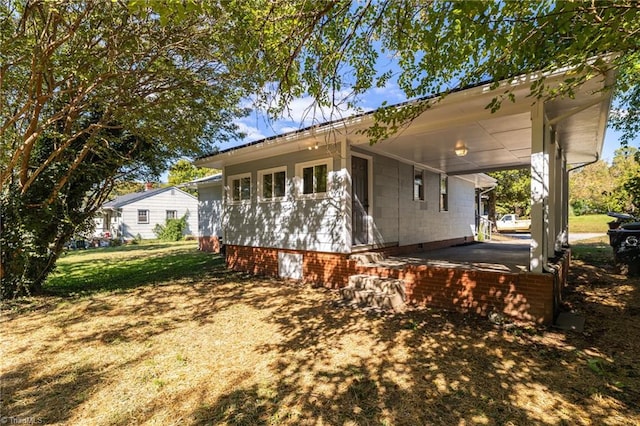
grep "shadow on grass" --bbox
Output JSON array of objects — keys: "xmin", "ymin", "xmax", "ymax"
[
  {"xmin": 571, "ymin": 238, "xmax": 615, "ymax": 266},
  {"xmin": 3, "ymin": 241, "xmax": 639, "ymax": 425},
  {"xmin": 59, "ymin": 241, "xmax": 188, "ymax": 259},
  {"xmin": 189, "ymin": 295, "xmax": 640, "ymax": 425},
  {"xmin": 1, "ymin": 359, "xmax": 104, "ymax": 424}
]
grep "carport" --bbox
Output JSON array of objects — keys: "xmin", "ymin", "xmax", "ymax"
[
  {"xmin": 336, "ymin": 65, "xmax": 616, "ymax": 323},
  {"xmin": 387, "ymin": 239, "xmax": 531, "ymax": 274},
  {"xmin": 346, "ymin": 65, "xmax": 616, "ymax": 274}
]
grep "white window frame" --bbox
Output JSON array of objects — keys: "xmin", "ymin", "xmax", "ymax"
[
  {"xmin": 414, "ymin": 167, "xmax": 425, "ymax": 202},
  {"xmin": 137, "ymin": 209, "xmax": 149, "ymax": 224},
  {"xmin": 227, "ymin": 173, "xmax": 252, "ymax": 204},
  {"xmin": 257, "ymin": 166, "xmax": 287, "ymax": 202},
  {"xmin": 440, "ymin": 174, "xmax": 449, "ymax": 212},
  {"xmin": 295, "ymin": 158, "xmax": 333, "ymax": 199},
  {"xmin": 166, "ymin": 210, "xmax": 177, "ymax": 220}
]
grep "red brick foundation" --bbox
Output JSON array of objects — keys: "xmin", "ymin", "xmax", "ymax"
[
  {"xmin": 225, "ymin": 243, "xmax": 570, "ymax": 324},
  {"xmin": 198, "ymin": 236, "xmax": 221, "ymax": 253}
]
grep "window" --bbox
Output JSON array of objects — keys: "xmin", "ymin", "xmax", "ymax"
[
  {"xmin": 228, "ymin": 173, "xmax": 251, "ymax": 202},
  {"xmin": 258, "ymin": 167, "xmax": 287, "ymax": 201},
  {"xmin": 296, "ymin": 159, "xmax": 331, "ymax": 196},
  {"xmin": 414, "ymin": 168, "xmax": 424, "ymax": 201},
  {"xmin": 440, "ymin": 174, "xmax": 449, "ymax": 211},
  {"xmin": 166, "ymin": 210, "xmax": 177, "ymax": 220},
  {"xmin": 137, "ymin": 209, "xmax": 149, "ymax": 224}
]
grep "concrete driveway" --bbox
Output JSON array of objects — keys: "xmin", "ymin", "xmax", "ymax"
[{"xmin": 568, "ymin": 233, "xmax": 606, "ymax": 243}]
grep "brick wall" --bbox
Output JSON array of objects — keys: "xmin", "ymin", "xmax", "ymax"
[
  {"xmin": 225, "ymin": 243, "xmax": 571, "ymax": 324},
  {"xmin": 198, "ymin": 236, "xmax": 221, "ymax": 253}
]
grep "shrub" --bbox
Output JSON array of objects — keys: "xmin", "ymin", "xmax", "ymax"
[{"xmin": 153, "ymin": 215, "xmax": 188, "ymax": 241}]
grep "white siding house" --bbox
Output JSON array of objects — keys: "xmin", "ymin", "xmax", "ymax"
[
  {"xmin": 192, "ymin": 174, "xmax": 224, "ymax": 252},
  {"xmin": 97, "ymin": 186, "xmax": 198, "ymax": 240},
  {"xmin": 195, "ymin": 65, "xmax": 614, "ymax": 286},
  {"xmin": 197, "ymin": 143, "xmax": 493, "ymax": 257},
  {"xmin": 193, "ymin": 66, "xmax": 615, "ymax": 324}
]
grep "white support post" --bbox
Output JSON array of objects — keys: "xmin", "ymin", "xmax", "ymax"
[
  {"xmin": 553, "ymin": 135, "xmax": 565, "ymax": 252},
  {"xmin": 343, "ymin": 137, "xmax": 352, "ymax": 253},
  {"xmin": 547, "ymin": 126, "xmax": 557, "ymax": 256},
  {"xmin": 530, "ymin": 101, "xmax": 549, "ymax": 272},
  {"xmin": 561, "ymin": 157, "xmax": 570, "ymax": 247}
]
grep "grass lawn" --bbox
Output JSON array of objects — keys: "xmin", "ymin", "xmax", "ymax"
[
  {"xmin": 569, "ymin": 214, "xmax": 613, "ymax": 233},
  {"xmin": 45, "ymin": 240, "xmax": 224, "ymax": 296},
  {"xmin": 2, "ymin": 241, "xmax": 639, "ymax": 425}
]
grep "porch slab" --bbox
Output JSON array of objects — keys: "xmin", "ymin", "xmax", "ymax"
[{"xmin": 386, "ymin": 240, "xmax": 531, "ymax": 273}]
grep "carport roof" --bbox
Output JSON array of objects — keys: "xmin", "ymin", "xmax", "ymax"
[{"xmin": 196, "ymin": 66, "xmax": 616, "ymax": 176}]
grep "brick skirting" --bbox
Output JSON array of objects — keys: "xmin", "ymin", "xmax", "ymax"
[
  {"xmin": 225, "ymin": 243, "xmax": 570, "ymax": 324},
  {"xmin": 198, "ymin": 236, "xmax": 221, "ymax": 253}
]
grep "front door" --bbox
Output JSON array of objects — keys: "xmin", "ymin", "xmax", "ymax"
[{"xmin": 352, "ymin": 156, "xmax": 369, "ymax": 245}]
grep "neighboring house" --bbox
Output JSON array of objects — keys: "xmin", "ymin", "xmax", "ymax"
[
  {"xmin": 195, "ymin": 65, "xmax": 615, "ymax": 323},
  {"xmin": 96, "ymin": 186, "xmax": 198, "ymax": 240}
]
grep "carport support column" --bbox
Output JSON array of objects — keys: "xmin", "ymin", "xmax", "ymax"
[
  {"xmin": 561, "ymin": 157, "xmax": 570, "ymax": 247},
  {"xmin": 547, "ymin": 128, "xmax": 558, "ymax": 255},
  {"xmin": 530, "ymin": 101, "xmax": 549, "ymax": 273},
  {"xmin": 554, "ymin": 141, "xmax": 568, "ymax": 250}
]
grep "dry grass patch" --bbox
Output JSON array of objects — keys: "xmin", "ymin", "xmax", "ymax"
[{"xmin": 2, "ymin": 243, "xmax": 639, "ymax": 425}]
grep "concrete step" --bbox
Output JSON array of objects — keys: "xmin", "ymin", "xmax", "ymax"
[
  {"xmin": 348, "ymin": 274, "xmax": 380, "ymax": 290},
  {"xmin": 341, "ymin": 276, "xmax": 406, "ymax": 312},
  {"xmin": 348, "ymin": 275, "xmax": 406, "ymax": 294},
  {"xmin": 349, "ymin": 252, "xmax": 407, "ymax": 269},
  {"xmin": 349, "ymin": 252, "xmax": 385, "ymax": 265}
]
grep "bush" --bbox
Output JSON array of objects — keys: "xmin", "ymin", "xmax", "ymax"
[{"xmin": 153, "ymin": 215, "xmax": 188, "ymax": 241}]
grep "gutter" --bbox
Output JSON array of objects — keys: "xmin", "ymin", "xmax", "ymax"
[{"xmin": 568, "ymin": 153, "xmax": 599, "ymax": 173}]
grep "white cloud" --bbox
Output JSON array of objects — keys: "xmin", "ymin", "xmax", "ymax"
[
  {"xmin": 277, "ymin": 93, "xmax": 363, "ymax": 127},
  {"xmin": 231, "ymin": 86, "xmax": 398, "ymax": 146},
  {"xmin": 277, "ymin": 125, "xmax": 302, "ymax": 134},
  {"xmin": 234, "ymin": 120, "xmax": 267, "ymax": 142}
]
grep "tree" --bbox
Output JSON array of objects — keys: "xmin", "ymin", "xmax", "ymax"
[
  {"xmin": 226, "ymin": 1, "xmax": 639, "ymax": 144},
  {"xmin": 3, "ymin": 1, "xmax": 639, "ymax": 297},
  {"xmin": 608, "ymin": 146, "xmax": 640, "ymax": 213},
  {"xmin": 0, "ymin": 1, "xmax": 259, "ymax": 296},
  {"xmin": 568, "ymin": 147, "xmax": 640, "ymax": 215},
  {"xmin": 168, "ymin": 159, "xmax": 219, "ymax": 187},
  {"xmin": 1, "ymin": 115, "xmax": 160, "ymax": 297},
  {"xmin": 487, "ymin": 169, "xmax": 532, "ymax": 220},
  {"xmin": 109, "ymin": 181, "xmax": 147, "ymax": 198},
  {"xmin": 569, "ymin": 160, "xmax": 614, "ymax": 215}
]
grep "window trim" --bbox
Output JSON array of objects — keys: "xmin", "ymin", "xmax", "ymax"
[
  {"xmin": 227, "ymin": 172, "xmax": 252, "ymax": 204},
  {"xmin": 137, "ymin": 209, "xmax": 149, "ymax": 224},
  {"xmin": 166, "ymin": 210, "xmax": 177, "ymax": 220},
  {"xmin": 413, "ymin": 167, "xmax": 425, "ymax": 202},
  {"xmin": 257, "ymin": 166, "xmax": 287, "ymax": 202},
  {"xmin": 295, "ymin": 158, "xmax": 333, "ymax": 199},
  {"xmin": 440, "ymin": 174, "xmax": 449, "ymax": 212}
]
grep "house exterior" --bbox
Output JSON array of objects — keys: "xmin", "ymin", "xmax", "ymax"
[
  {"xmin": 191, "ymin": 173, "xmax": 224, "ymax": 252},
  {"xmin": 195, "ymin": 66, "xmax": 615, "ymax": 323},
  {"xmin": 96, "ymin": 186, "xmax": 198, "ymax": 240}
]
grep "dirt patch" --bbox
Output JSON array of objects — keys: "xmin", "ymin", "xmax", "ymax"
[{"xmin": 2, "ymin": 265, "xmax": 639, "ymax": 425}]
